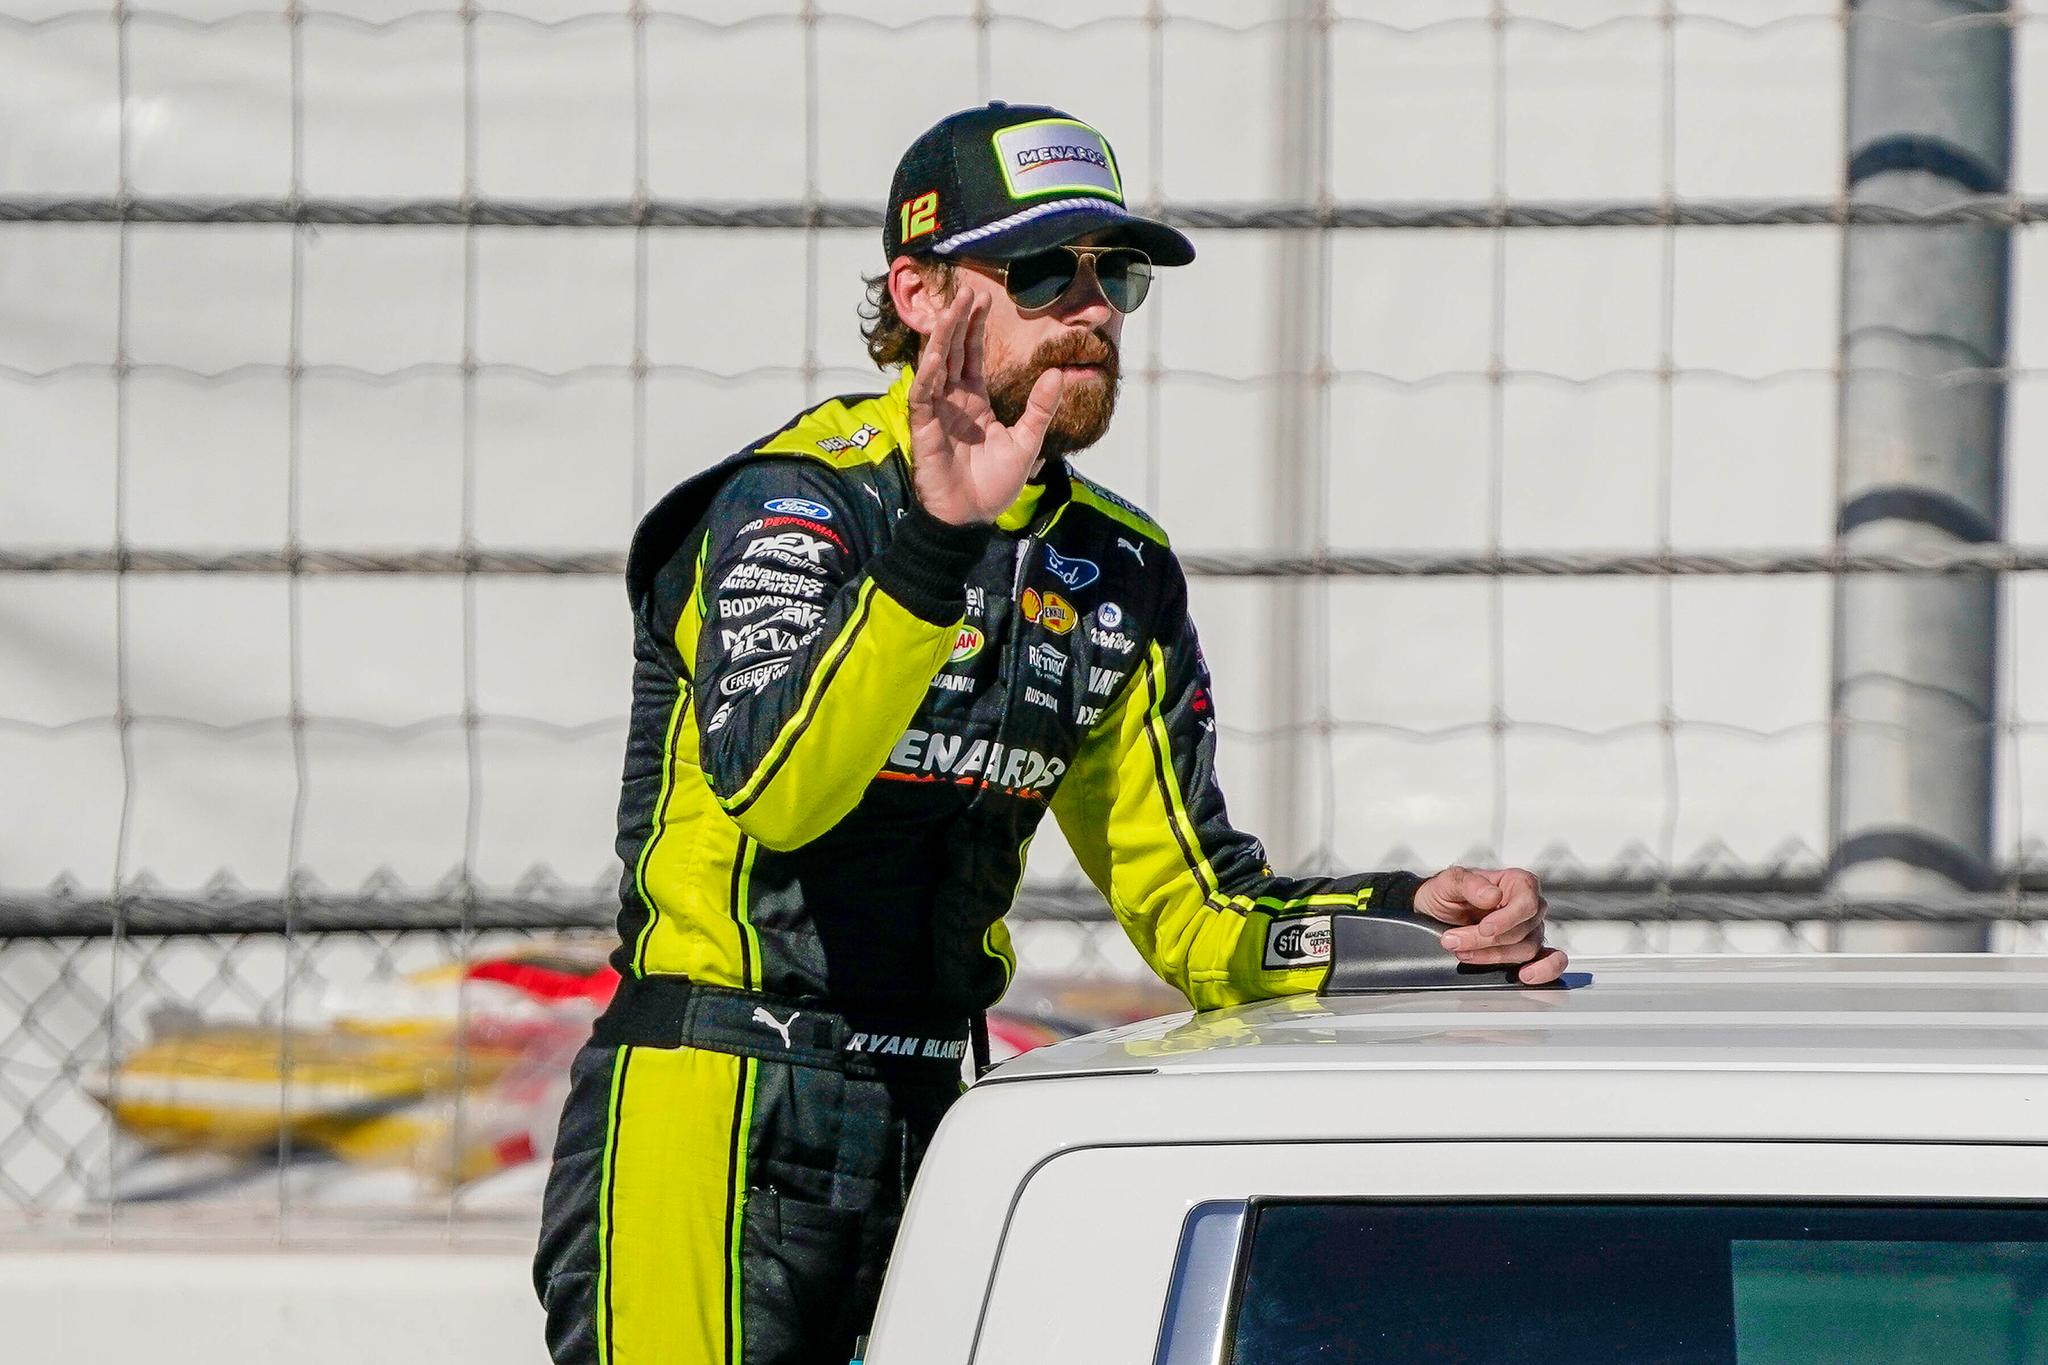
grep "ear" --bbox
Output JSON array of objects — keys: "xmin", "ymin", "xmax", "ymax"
[{"xmin": 888, "ymin": 256, "xmax": 948, "ymax": 337}]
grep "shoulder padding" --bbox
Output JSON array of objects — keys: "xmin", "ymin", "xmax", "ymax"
[
  {"xmin": 627, "ymin": 451, "xmax": 872, "ymax": 608},
  {"xmin": 752, "ymin": 388, "xmax": 905, "ymax": 469},
  {"xmin": 627, "ymin": 381, "xmax": 904, "ymax": 608},
  {"xmin": 1067, "ymin": 473, "xmax": 1171, "ymax": 547},
  {"xmin": 625, "ymin": 451, "xmax": 752, "ymax": 610}
]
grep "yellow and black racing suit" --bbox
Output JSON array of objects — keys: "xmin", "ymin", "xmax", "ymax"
[{"xmin": 533, "ymin": 365, "xmax": 1423, "ymax": 1365}]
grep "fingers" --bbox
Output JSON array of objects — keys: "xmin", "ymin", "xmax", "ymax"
[
  {"xmin": 1007, "ymin": 365, "xmax": 1066, "ymax": 459},
  {"xmin": 1464, "ymin": 867, "xmax": 1544, "ymax": 948},
  {"xmin": 1443, "ymin": 867, "xmax": 1502, "ymax": 914},
  {"xmin": 1447, "ymin": 939, "xmax": 1541, "ymax": 966},
  {"xmin": 1414, "ymin": 863, "xmax": 1568, "ymax": 987},
  {"xmin": 945, "ymin": 290, "xmax": 979, "ymax": 390},
  {"xmin": 1510, "ymin": 946, "xmax": 1570, "ymax": 987},
  {"xmin": 1448, "ymin": 930, "xmax": 1569, "ymax": 987},
  {"xmin": 910, "ymin": 291, "xmax": 974, "ymax": 410},
  {"xmin": 1430, "ymin": 866, "xmax": 1544, "ymax": 949},
  {"xmin": 909, "ymin": 295, "xmax": 955, "ymax": 410},
  {"xmin": 962, "ymin": 292, "xmax": 988, "ymax": 392},
  {"xmin": 1449, "ymin": 923, "xmax": 1570, "ymax": 988},
  {"xmin": 1416, "ymin": 864, "xmax": 1499, "ymax": 927}
]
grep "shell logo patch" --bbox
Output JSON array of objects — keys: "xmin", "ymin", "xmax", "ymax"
[{"xmin": 1020, "ymin": 588, "xmax": 1077, "ymax": 635}]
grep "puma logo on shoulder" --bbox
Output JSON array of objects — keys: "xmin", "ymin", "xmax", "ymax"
[
  {"xmin": 750, "ymin": 1006, "xmax": 800, "ymax": 1049},
  {"xmin": 1116, "ymin": 537, "xmax": 1146, "ymax": 564}
]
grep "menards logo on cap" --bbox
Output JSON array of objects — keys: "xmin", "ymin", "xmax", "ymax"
[{"xmin": 994, "ymin": 118, "xmax": 1123, "ymax": 202}]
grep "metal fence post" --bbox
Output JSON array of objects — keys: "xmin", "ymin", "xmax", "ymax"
[
  {"xmin": 1264, "ymin": 0, "xmax": 1329, "ymax": 867},
  {"xmin": 1829, "ymin": 0, "xmax": 2012, "ymax": 949}
]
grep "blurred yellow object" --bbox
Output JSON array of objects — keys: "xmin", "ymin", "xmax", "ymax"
[
  {"xmin": 84, "ymin": 1025, "xmax": 519, "ymax": 1166},
  {"xmin": 84, "ymin": 940, "xmax": 612, "ymax": 1190}
]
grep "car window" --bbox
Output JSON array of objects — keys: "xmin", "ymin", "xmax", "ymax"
[{"xmin": 1228, "ymin": 1201, "xmax": 2048, "ymax": 1365}]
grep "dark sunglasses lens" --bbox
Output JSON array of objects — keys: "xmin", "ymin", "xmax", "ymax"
[
  {"xmin": 1005, "ymin": 251, "xmax": 1079, "ymax": 310},
  {"xmin": 1094, "ymin": 250, "xmax": 1153, "ymax": 313}
]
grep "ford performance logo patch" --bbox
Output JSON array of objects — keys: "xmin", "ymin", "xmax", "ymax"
[
  {"xmin": 1043, "ymin": 546, "xmax": 1100, "ymax": 591},
  {"xmin": 764, "ymin": 497, "xmax": 831, "ymax": 521}
]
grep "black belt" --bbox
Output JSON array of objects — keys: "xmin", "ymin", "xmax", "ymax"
[{"xmin": 594, "ymin": 975, "xmax": 973, "ymax": 1077}]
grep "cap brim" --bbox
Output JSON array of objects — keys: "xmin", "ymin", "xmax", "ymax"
[{"xmin": 931, "ymin": 199, "xmax": 1195, "ymax": 267}]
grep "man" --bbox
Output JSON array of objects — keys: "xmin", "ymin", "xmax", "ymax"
[{"xmin": 534, "ymin": 102, "xmax": 1565, "ymax": 1365}]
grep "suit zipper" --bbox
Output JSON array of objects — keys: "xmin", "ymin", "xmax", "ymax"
[
  {"xmin": 978, "ymin": 533, "xmax": 1032, "ymax": 810},
  {"xmin": 983, "ymin": 505, "xmax": 1068, "ymax": 807},
  {"xmin": 994, "ymin": 534, "xmax": 1033, "ymax": 696}
]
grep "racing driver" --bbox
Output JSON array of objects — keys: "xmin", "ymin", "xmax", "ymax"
[{"xmin": 534, "ymin": 101, "xmax": 1567, "ymax": 1365}]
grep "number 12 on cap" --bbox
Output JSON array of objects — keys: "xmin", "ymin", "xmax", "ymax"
[{"xmin": 900, "ymin": 192, "xmax": 938, "ymax": 243}]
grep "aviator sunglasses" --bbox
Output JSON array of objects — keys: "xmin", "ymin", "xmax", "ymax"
[{"xmin": 983, "ymin": 245, "xmax": 1155, "ymax": 315}]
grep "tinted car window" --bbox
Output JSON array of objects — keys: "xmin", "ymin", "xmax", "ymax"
[{"xmin": 1229, "ymin": 1202, "xmax": 2048, "ymax": 1365}]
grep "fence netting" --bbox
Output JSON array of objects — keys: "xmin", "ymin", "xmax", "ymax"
[{"xmin": 4, "ymin": 0, "xmax": 2048, "ymax": 1232}]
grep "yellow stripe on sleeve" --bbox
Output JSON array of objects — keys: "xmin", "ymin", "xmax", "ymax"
[{"xmin": 715, "ymin": 583, "xmax": 958, "ymax": 850}]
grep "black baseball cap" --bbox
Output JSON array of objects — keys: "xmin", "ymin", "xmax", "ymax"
[{"xmin": 885, "ymin": 102, "xmax": 1195, "ymax": 268}]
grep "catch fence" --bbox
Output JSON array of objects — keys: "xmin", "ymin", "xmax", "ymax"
[{"xmin": 5, "ymin": 1, "xmax": 2048, "ymax": 1227}]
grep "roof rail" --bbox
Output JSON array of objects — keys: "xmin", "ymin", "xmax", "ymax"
[{"xmin": 1318, "ymin": 910, "xmax": 1570, "ymax": 995}]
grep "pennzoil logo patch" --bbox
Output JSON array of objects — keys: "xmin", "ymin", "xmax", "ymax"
[
  {"xmin": 1263, "ymin": 915, "xmax": 1333, "ymax": 970},
  {"xmin": 1019, "ymin": 587, "xmax": 1076, "ymax": 635}
]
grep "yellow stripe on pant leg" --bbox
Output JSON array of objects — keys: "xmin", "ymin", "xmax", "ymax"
[
  {"xmin": 594, "ymin": 1046, "xmax": 631, "ymax": 1365},
  {"xmin": 601, "ymin": 1045, "xmax": 753, "ymax": 1364}
]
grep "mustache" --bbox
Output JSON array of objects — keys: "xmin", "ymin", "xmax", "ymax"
[{"xmin": 1028, "ymin": 330, "xmax": 1119, "ymax": 375}]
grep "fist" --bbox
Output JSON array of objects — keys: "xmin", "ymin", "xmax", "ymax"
[{"xmin": 1412, "ymin": 865, "xmax": 1567, "ymax": 985}]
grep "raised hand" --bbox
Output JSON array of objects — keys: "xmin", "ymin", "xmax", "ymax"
[
  {"xmin": 907, "ymin": 290, "xmax": 1065, "ymax": 526},
  {"xmin": 1412, "ymin": 865, "xmax": 1568, "ymax": 985}
]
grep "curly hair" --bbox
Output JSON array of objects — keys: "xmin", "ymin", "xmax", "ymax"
[{"xmin": 860, "ymin": 260, "xmax": 955, "ymax": 370}]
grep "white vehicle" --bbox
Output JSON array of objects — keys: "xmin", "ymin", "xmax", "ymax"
[{"xmin": 866, "ymin": 949, "xmax": 2048, "ymax": 1365}]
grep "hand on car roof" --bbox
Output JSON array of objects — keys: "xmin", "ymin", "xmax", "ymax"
[{"xmin": 1413, "ymin": 866, "xmax": 1567, "ymax": 985}]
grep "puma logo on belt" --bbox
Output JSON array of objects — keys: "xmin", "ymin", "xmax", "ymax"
[{"xmin": 750, "ymin": 1006, "xmax": 801, "ymax": 1049}]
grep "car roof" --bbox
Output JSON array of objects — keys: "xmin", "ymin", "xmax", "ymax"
[{"xmin": 988, "ymin": 955, "xmax": 2048, "ymax": 1083}]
